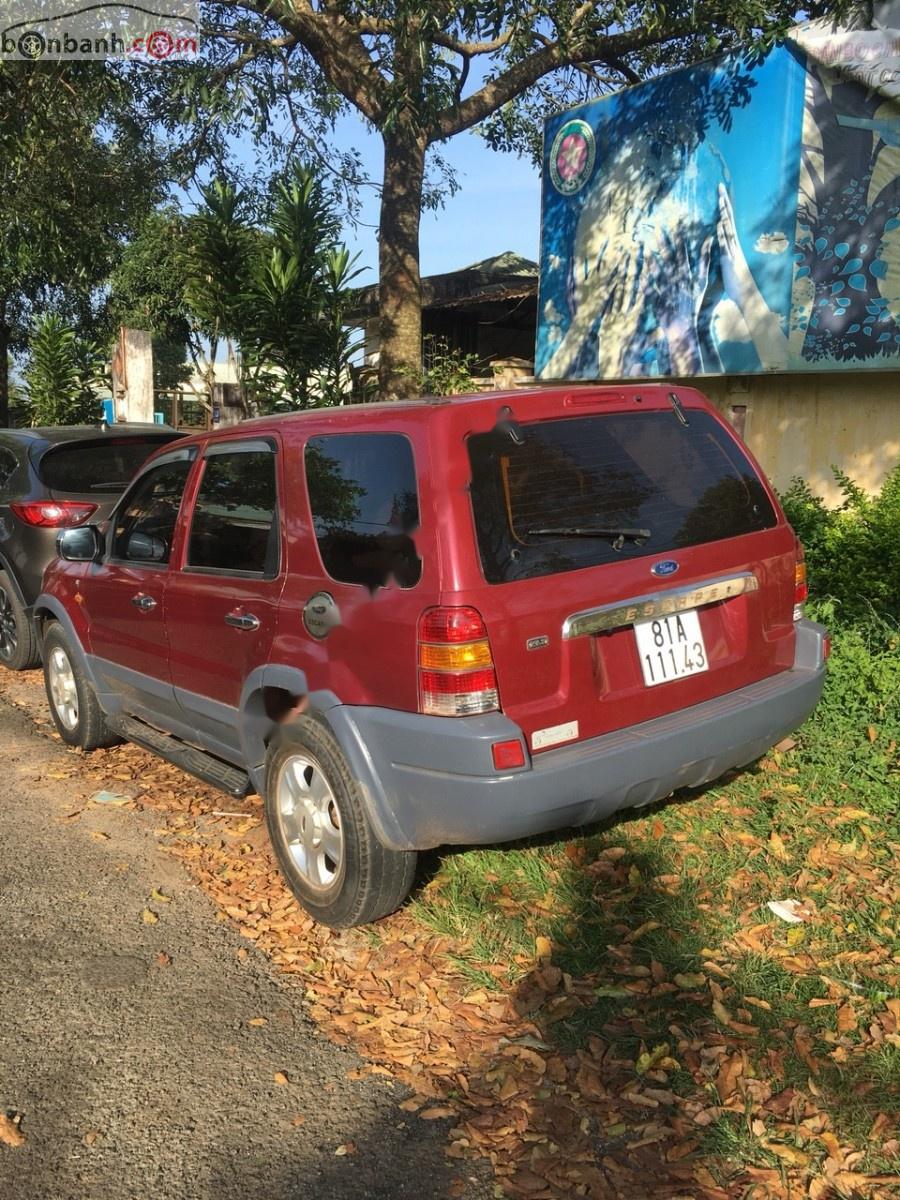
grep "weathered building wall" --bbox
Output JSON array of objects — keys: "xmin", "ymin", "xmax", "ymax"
[{"xmin": 699, "ymin": 373, "xmax": 900, "ymax": 504}]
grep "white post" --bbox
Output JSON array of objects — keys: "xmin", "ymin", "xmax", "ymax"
[{"xmin": 111, "ymin": 328, "xmax": 155, "ymax": 424}]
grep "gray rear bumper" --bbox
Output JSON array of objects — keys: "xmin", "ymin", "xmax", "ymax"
[{"xmin": 325, "ymin": 620, "xmax": 828, "ymax": 852}]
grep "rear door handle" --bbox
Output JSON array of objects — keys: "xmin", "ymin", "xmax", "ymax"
[
  {"xmin": 224, "ymin": 611, "xmax": 260, "ymax": 631},
  {"xmin": 131, "ymin": 593, "xmax": 157, "ymax": 611}
]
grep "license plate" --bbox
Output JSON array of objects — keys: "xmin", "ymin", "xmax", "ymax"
[{"xmin": 634, "ymin": 610, "xmax": 708, "ymax": 687}]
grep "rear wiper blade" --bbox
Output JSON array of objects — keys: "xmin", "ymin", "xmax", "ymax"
[{"xmin": 526, "ymin": 526, "xmax": 651, "ymax": 549}]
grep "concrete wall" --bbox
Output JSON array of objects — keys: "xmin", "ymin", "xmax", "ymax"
[{"xmin": 698, "ymin": 372, "xmax": 900, "ymax": 504}]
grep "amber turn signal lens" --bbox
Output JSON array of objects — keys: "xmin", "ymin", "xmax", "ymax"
[
  {"xmin": 794, "ymin": 561, "xmax": 809, "ymax": 605},
  {"xmin": 418, "ymin": 639, "xmax": 493, "ymax": 671}
]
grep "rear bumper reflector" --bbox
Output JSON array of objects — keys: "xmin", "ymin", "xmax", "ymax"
[{"xmin": 562, "ymin": 572, "xmax": 760, "ymax": 639}]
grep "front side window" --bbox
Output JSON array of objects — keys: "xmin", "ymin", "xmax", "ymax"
[
  {"xmin": 468, "ymin": 410, "xmax": 777, "ymax": 583},
  {"xmin": 305, "ymin": 433, "xmax": 421, "ymax": 590},
  {"xmin": 187, "ymin": 450, "xmax": 278, "ymax": 576},
  {"xmin": 112, "ymin": 458, "xmax": 193, "ymax": 564}
]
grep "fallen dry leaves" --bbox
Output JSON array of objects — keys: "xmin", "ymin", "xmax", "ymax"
[
  {"xmin": 3, "ymin": 670, "xmax": 898, "ymax": 1198},
  {"xmin": 0, "ymin": 1115, "xmax": 25, "ymax": 1148}
]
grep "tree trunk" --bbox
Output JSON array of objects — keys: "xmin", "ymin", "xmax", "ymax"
[
  {"xmin": 378, "ymin": 128, "xmax": 426, "ymax": 400},
  {"xmin": 0, "ymin": 306, "xmax": 9, "ymax": 428},
  {"xmin": 0, "ymin": 328, "xmax": 9, "ymax": 432}
]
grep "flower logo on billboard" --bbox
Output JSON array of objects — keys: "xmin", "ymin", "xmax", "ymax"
[{"xmin": 549, "ymin": 119, "xmax": 596, "ymax": 195}]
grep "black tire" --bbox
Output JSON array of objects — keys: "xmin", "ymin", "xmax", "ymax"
[
  {"xmin": 264, "ymin": 715, "xmax": 417, "ymax": 928},
  {"xmin": 0, "ymin": 571, "xmax": 40, "ymax": 671},
  {"xmin": 42, "ymin": 622, "xmax": 117, "ymax": 750}
]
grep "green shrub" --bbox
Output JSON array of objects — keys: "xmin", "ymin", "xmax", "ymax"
[
  {"xmin": 24, "ymin": 314, "xmax": 105, "ymax": 426},
  {"xmin": 799, "ymin": 602, "xmax": 900, "ymax": 815},
  {"xmin": 780, "ymin": 466, "xmax": 900, "ymax": 623}
]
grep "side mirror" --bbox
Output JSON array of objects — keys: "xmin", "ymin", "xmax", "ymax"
[
  {"xmin": 57, "ymin": 525, "xmax": 103, "ymax": 563},
  {"xmin": 126, "ymin": 531, "xmax": 166, "ymax": 562}
]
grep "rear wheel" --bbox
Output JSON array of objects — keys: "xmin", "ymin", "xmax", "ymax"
[
  {"xmin": 0, "ymin": 572, "xmax": 40, "ymax": 671},
  {"xmin": 265, "ymin": 716, "xmax": 417, "ymax": 928},
  {"xmin": 42, "ymin": 623, "xmax": 116, "ymax": 750}
]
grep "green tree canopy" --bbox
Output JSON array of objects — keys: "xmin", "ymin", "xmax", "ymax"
[
  {"xmin": 0, "ymin": 61, "xmax": 173, "ymax": 423},
  {"xmin": 107, "ymin": 208, "xmax": 193, "ymax": 391}
]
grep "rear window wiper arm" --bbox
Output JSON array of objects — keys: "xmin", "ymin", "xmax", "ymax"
[{"xmin": 525, "ymin": 526, "xmax": 651, "ymax": 549}]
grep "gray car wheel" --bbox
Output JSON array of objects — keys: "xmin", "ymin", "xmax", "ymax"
[{"xmin": 0, "ymin": 571, "xmax": 40, "ymax": 671}]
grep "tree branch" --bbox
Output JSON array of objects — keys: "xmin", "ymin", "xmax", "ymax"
[
  {"xmin": 432, "ymin": 21, "xmax": 703, "ymax": 140},
  {"xmin": 217, "ymin": 0, "xmax": 387, "ymax": 125}
]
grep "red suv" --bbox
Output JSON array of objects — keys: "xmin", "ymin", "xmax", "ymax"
[{"xmin": 36, "ymin": 386, "xmax": 827, "ymax": 926}]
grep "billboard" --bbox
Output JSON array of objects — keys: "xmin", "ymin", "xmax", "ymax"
[{"xmin": 536, "ymin": 22, "xmax": 900, "ymax": 379}]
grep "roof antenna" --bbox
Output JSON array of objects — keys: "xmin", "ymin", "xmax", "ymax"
[{"xmin": 668, "ymin": 391, "xmax": 689, "ymax": 426}]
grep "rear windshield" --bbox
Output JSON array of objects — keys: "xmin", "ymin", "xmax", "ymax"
[
  {"xmin": 467, "ymin": 410, "xmax": 777, "ymax": 583},
  {"xmin": 38, "ymin": 437, "xmax": 180, "ymax": 494}
]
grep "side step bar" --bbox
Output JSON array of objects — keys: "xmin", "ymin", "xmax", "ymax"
[{"xmin": 110, "ymin": 715, "xmax": 251, "ymax": 798}]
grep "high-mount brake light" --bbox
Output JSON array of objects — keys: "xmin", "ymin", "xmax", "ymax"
[
  {"xmin": 10, "ymin": 501, "xmax": 97, "ymax": 528},
  {"xmin": 417, "ymin": 606, "xmax": 499, "ymax": 717}
]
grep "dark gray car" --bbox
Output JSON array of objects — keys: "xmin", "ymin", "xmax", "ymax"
[{"xmin": 0, "ymin": 425, "xmax": 184, "ymax": 670}]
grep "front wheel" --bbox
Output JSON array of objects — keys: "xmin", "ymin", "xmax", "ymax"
[
  {"xmin": 264, "ymin": 716, "xmax": 417, "ymax": 928},
  {"xmin": 42, "ymin": 623, "xmax": 116, "ymax": 750}
]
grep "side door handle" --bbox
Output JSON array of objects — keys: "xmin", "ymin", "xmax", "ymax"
[
  {"xmin": 224, "ymin": 611, "xmax": 260, "ymax": 631},
  {"xmin": 131, "ymin": 593, "xmax": 157, "ymax": 611}
]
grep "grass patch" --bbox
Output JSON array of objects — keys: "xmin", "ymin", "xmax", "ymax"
[{"xmin": 411, "ymin": 616, "xmax": 900, "ymax": 1184}]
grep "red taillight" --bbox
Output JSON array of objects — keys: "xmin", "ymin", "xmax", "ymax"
[
  {"xmin": 10, "ymin": 501, "xmax": 98, "ymax": 528},
  {"xmin": 794, "ymin": 542, "xmax": 808, "ymax": 621},
  {"xmin": 419, "ymin": 607, "xmax": 488, "ymax": 643},
  {"xmin": 418, "ymin": 606, "xmax": 499, "ymax": 717},
  {"xmin": 823, "ymin": 634, "xmax": 831, "ymax": 661}
]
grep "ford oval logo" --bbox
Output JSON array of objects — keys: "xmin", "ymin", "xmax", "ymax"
[{"xmin": 651, "ymin": 559, "xmax": 680, "ymax": 577}]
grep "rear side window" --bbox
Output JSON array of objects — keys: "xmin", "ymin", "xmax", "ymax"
[
  {"xmin": 38, "ymin": 437, "xmax": 180, "ymax": 494},
  {"xmin": 305, "ymin": 433, "xmax": 421, "ymax": 590},
  {"xmin": 187, "ymin": 450, "xmax": 278, "ymax": 576},
  {"xmin": 468, "ymin": 410, "xmax": 777, "ymax": 583},
  {"xmin": 0, "ymin": 446, "xmax": 17, "ymax": 489}
]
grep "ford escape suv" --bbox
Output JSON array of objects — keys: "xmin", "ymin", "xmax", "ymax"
[
  {"xmin": 35, "ymin": 386, "xmax": 827, "ymax": 927},
  {"xmin": 0, "ymin": 425, "xmax": 183, "ymax": 671}
]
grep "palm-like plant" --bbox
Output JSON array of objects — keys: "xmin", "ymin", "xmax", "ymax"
[
  {"xmin": 181, "ymin": 180, "xmax": 258, "ymax": 404},
  {"xmin": 25, "ymin": 314, "xmax": 104, "ymax": 426},
  {"xmin": 317, "ymin": 248, "xmax": 366, "ymax": 407},
  {"xmin": 181, "ymin": 165, "xmax": 363, "ymax": 412}
]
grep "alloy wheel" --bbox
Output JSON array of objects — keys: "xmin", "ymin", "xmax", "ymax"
[
  {"xmin": 0, "ymin": 586, "xmax": 17, "ymax": 662},
  {"xmin": 275, "ymin": 754, "xmax": 344, "ymax": 892},
  {"xmin": 47, "ymin": 645, "xmax": 79, "ymax": 730}
]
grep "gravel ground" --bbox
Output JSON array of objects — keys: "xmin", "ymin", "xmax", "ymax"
[{"xmin": 0, "ymin": 697, "xmax": 487, "ymax": 1200}]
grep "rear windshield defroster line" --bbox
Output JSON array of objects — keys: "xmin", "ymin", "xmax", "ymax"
[{"xmin": 467, "ymin": 410, "xmax": 777, "ymax": 584}]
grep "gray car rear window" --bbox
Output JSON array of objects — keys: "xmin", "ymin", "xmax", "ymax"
[{"xmin": 37, "ymin": 438, "xmax": 179, "ymax": 494}]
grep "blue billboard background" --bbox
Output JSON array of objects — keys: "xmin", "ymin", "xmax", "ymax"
[{"xmin": 536, "ymin": 38, "xmax": 900, "ymax": 378}]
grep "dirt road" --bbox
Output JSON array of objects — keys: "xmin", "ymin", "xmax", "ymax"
[{"xmin": 0, "ymin": 698, "xmax": 482, "ymax": 1200}]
